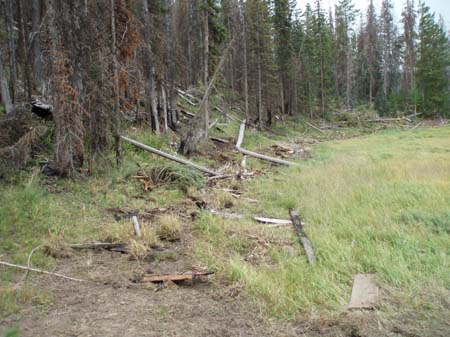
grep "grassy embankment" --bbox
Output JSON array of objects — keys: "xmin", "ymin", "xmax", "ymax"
[{"xmin": 1, "ymin": 121, "xmax": 449, "ymax": 330}]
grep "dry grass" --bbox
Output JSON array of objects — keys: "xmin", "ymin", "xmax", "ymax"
[
  {"xmin": 156, "ymin": 214, "xmax": 182, "ymax": 241},
  {"xmin": 100, "ymin": 220, "xmax": 159, "ymax": 258}
]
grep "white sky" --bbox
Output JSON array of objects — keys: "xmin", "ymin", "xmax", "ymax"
[{"xmin": 296, "ymin": 0, "xmax": 450, "ymax": 28}]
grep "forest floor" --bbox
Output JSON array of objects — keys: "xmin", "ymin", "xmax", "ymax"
[{"xmin": 1, "ymin": 119, "xmax": 449, "ymax": 336}]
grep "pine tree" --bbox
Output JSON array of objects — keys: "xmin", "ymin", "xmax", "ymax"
[
  {"xmin": 273, "ymin": 0, "xmax": 294, "ymax": 115},
  {"xmin": 335, "ymin": 0, "xmax": 358, "ymax": 110},
  {"xmin": 401, "ymin": 0, "xmax": 418, "ymax": 113},
  {"xmin": 416, "ymin": 3, "xmax": 450, "ymax": 117},
  {"xmin": 379, "ymin": 0, "xmax": 401, "ymax": 114}
]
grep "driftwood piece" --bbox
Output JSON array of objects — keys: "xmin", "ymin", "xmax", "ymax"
[
  {"xmin": 131, "ymin": 216, "xmax": 142, "ymax": 238},
  {"xmin": 136, "ymin": 271, "xmax": 214, "ymax": 283},
  {"xmin": 209, "ymin": 208, "xmax": 245, "ymax": 219},
  {"xmin": 288, "ymin": 209, "xmax": 315, "ymax": 264},
  {"xmin": 254, "ymin": 217, "xmax": 292, "ymax": 225},
  {"xmin": 0, "ymin": 261, "xmax": 84, "ymax": 282},
  {"xmin": 235, "ymin": 122, "xmax": 297, "ymax": 166},
  {"xmin": 121, "ymin": 136, "xmax": 219, "ymax": 176},
  {"xmin": 348, "ymin": 274, "xmax": 379, "ymax": 310}
]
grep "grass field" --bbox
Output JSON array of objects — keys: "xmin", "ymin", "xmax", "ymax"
[
  {"xmin": 1, "ymin": 124, "xmax": 449, "ymax": 334},
  {"xmin": 195, "ymin": 126, "xmax": 450, "ymax": 325}
]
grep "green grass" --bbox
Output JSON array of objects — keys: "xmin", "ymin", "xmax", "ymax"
[{"xmin": 194, "ymin": 126, "xmax": 450, "ymax": 321}]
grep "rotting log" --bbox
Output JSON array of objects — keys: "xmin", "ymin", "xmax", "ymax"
[
  {"xmin": 289, "ymin": 209, "xmax": 315, "ymax": 264},
  {"xmin": 235, "ymin": 121, "xmax": 297, "ymax": 166},
  {"xmin": 121, "ymin": 136, "xmax": 219, "ymax": 176},
  {"xmin": 135, "ymin": 271, "xmax": 214, "ymax": 283}
]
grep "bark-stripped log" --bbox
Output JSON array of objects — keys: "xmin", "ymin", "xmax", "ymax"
[
  {"xmin": 235, "ymin": 122, "xmax": 297, "ymax": 166},
  {"xmin": 121, "ymin": 136, "xmax": 219, "ymax": 176},
  {"xmin": 289, "ymin": 209, "xmax": 315, "ymax": 264}
]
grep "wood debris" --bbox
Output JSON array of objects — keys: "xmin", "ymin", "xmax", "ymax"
[
  {"xmin": 254, "ymin": 217, "xmax": 292, "ymax": 225},
  {"xmin": 289, "ymin": 209, "xmax": 315, "ymax": 264},
  {"xmin": 134, "ymin": 271, "xmax": 214, "ymax": 283},
  {"xmin": 235, "ymin": 121, "xmax": 297, "ymax": 166},
  {"xmin": 348, "ymin": 274, "xmax": 379, "ymax": 310}
]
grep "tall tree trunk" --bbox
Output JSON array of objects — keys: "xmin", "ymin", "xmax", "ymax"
[
  {"xmin": 240, "ymin": 0, "xmax": 249, "ymax": 121},
  {"xmin": 165, "ymin": 0, "xmax": 177, "ymax": 128},
  {"xmin": 257, "ymin": 31, "xmax": 263, "ymax": 129},
  {"xmin": 203, "ymin": 6, "xmax": 209, "ymax": 134},
  {"xmin": 161, "ymin": 83, "xmax": 168, "ymax": 132},
  {"xmin": 151, "ymin": 66, "xmax": 160, "ymax": 134},
  {"xmin": 0, "ymin": 50, "xmax": 14, "ymax": 115},
  {"xmin": 17, "ymin": 0, "xmax": 32, "ymax": 100},
  {"xmin": 32, "ymin": 0, "xmax": 44, "ymax": 92},
  {"xmin": 5, "ymin": 0, "xmax": 17, "ymax": 103},
  {"xmin": 111, "ymin": 0, "xmax": 123, "ymax": 166}
]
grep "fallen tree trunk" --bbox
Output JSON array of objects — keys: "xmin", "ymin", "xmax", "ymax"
[
  {"xmin": 69, "ymin": 242, "xmax": 127, "ymax": 250},
  {"xmin": 121, "ymin": 136, "xmax": 219, "ymax": 176},
  {"xmin": 303, "ymin": 121, "xmax": 325, "ymax": 133},
  {"xmin": 289, "ymin": 209, "xmax": 315, "ymax": 264},
  {"xmin": 235, "ymin": 122, "xmax": 297, "ymax": 166}
]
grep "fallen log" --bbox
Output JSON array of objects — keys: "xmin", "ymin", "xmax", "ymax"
[
  {"xmin": 135, "ymin": 271, "xmax": 214, "ymax": 283},
  {"xmin": 0, "ymin": 261, "xmax": 84, "ymax": 282},
  {"xmin": 209, "ymin": 208, "xmax": 245, "ymax": 219},
  {"xmin": 210, "ymin": 137, "xmax": 229, "ymax": 144},
  {"xmin": 121, "ymin": 136, "xmax": 219, "ymax": 176},
  {"xmin": 289, "ymin": 209, "xmax": 315, "ymax": 264},
  {"xmin": 69, "ymin": 242, "xmax": 129, "ymax": 253},
  {"xmin": 303, "ymin": 121, "xmax": 325, "ymax": 133},
  {"xmin": 254, "ymin": 217, "xmax": 292, "ymax": 225},
  {"xmin": 235, "ymin": 122, "xmax": 297, "ymax": 166},
  {"xmin": 238, "ymin": 148, "xmax": 297, "ymax": 166}
]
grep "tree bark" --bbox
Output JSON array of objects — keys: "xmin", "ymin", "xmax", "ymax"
[
  {"xmin": 0, "ymin": 49, "xmax": 14, "ymax": 115},
  {"xmin": 111, "ymin": 0, "xmax": 123, "ymax": 166},
  {"xmin": 17, "ymin": 0, "xmax": 33, "ymax": 100},
  {"xmin": 203, "ymin": 5, "xmax": 209, "ymax": 134},
  {"xmin": 240, "ymin": 0, "xmax": 249, "ymax": 121},
  {"xmin": 32, "ymin": 0, "xmax": 44, "ymax": 92},
  {"xmin": 5, "ymin": 0, "xmax": 17, "ymax": 103}
]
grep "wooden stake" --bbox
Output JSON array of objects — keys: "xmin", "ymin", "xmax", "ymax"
[
  {"xmin": 131, "ymin": 215, "xmax": 142, "ymax": 238},
  {"xmin": 288, "ymin": 209, "xmax": 315, "ymax": 264}
]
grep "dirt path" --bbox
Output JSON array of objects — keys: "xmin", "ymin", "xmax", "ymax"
[{"xmin": 3, "ymin": 251, "xmax": 295, "ymax": 337}]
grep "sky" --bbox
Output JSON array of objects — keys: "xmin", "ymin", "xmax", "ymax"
[{"xmin": 296, "ymin": 0, "xmax": 450, "ymax": 29}]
